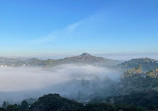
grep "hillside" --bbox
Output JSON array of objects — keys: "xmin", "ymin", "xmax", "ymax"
[
  {"xmin": 120, "ymin": 58, "xmax": 158, "ymax": 71},
  {"xmin": 0, "ymin": 94, "xmax": 144, "ymax": 111},
  {"xmin": 106, "ymin": 90, "xmax": 158, "ymax": 109},
  {"xmin": 30, "ymin": 94, "xmax": 83, "ymax": 111},
  {"xmin": 46, "ymin": 53, "xmax": 119, "ymax": 66}
]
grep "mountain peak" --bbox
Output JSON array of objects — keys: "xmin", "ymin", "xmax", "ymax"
[{"xmin": 80, "ymin": 53, "xmax": 91, "ymax": 57}]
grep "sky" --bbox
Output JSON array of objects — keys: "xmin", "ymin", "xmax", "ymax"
[{"xmin": 0, "ymin": 0, "xmax": 158, "ymax": 57}]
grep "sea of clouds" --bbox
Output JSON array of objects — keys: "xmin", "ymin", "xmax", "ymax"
[{"xmin": 0, "ymin": 64, "xmax": 121, "ymax": 103}]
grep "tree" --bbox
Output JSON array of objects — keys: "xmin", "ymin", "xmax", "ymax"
[
  {"xmin": 2, "ymin": 101, "xmax": 7, "ymax": 109},
  {"xmin": 138, "ymin": 65, "xmax": 142, "ymax": 73},
  {"xmin": 6, "ymin": 104, "xmax": 19, "ymax": 111},
  {"xmin": 20, "ymin": 100, "xmax": 29, "ymax": 110}
]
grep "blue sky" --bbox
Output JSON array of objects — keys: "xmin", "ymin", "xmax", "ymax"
[{"xmin": 0, "ymin": 0, "xmax": 158, "ymax": 57}]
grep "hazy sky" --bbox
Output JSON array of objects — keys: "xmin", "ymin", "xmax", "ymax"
[{"xmin": 0, "ymin": 0, "xmax": 158, "ymax": 57}]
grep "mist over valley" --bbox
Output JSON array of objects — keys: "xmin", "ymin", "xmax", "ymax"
[{"xmin": 0, "ymin": 53, "xmax": 123, "ymax": 104}]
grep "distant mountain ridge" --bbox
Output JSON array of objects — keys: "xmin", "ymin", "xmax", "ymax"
[
  {"xmin": 60, "ymin": 53, "xmax": 117, "ymax": 64},
  {"xmin": 0, "ymin": 53, "xmax": 157, "ymax": 68},
  {"xmin": 63, "ymin": 53, "xmax": 105, "ymax": 63},
  {"xmin": 0, "ymin": 53, "xmax": 120, "ymax": 67}
]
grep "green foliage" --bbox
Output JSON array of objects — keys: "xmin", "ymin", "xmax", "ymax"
[
  {"xmin": 120, "ymin": 58, "xmax": 158, "ymax": 72},
  {"xmin": 120, "ymin": 68, "xmax": 158, "ymax": 95},
  {"xmin": 30, "ymin": 94, "xmax": 83, "ymax": 111},
  {"xmin": 0, "ymin": 108, "xmax": 5, "ymax": 111},
  {"xmin": 20, "ymin": 100, "xmax": 29, "ymax": 111},
  {"xmin": 6, "ymin": 104, "xmax": 19, "ymax": 111},
  {"xmin": 106, "ymin": 91, "xmax": 158, "ymax": 110},
  {"xmin": 0, "ymin": 93, "xmax": 158, "ymax": 111},
  {"xmin": 80, "ymin": 103, "xmax": 114, "ymax": 111},
  {"xmin": 114, "ymin": 104, "xmax": 145, "ymax": 111},
  {"xmin": 2, "ymin": 101, "xmax": 7, "ymax": 109}
]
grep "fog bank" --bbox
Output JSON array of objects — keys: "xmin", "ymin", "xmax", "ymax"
[{"xmin": 0, "ymin": 64, "xmax": 121, "ymax": 103}]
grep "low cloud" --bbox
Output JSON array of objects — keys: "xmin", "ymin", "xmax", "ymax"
[{"xmin": 0, "ymin": 64, "xmax": 121, "ymax": 103}]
